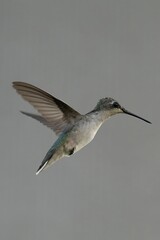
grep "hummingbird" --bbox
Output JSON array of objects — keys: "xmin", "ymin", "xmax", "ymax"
[{"xmin": 13, "ymin": 82, "xmax": 151, "ymax": 175}]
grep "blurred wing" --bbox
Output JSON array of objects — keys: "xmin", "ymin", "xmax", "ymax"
[{"xmin": 13, "ymin": 82, "xmax": 81, "ymax": 135}]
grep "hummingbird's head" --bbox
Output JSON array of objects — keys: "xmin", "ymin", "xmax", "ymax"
[{"xmin": 95, "ymin": 98, "xmax": 151, "ymax": 124}]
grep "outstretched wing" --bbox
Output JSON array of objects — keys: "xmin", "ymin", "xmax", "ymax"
[
  {"xmin": 13, "ymin": 82, "xmax": 81, "ymax": 135},
  {"xmin": 20, "ymin": 111, "xmax": 58, "ymax": 132}
]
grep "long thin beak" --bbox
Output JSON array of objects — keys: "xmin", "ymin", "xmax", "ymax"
[{"xmin": 121, "ymin": 108, "xmax": 151, "ymax": 124}]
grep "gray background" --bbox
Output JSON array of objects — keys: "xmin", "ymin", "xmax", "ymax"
[{"xmin": 0, "ymin": 0, "xmax": 160, "ymax": 239}]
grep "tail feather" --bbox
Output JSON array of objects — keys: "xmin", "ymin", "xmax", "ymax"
[
  {"xmin": 36, "ymin": 145, "xmax": 61, "ymax": 175},
  {"xmin": 36, "ymin": 146, "xmax": 56, "ymax": 175},
  {"xmin": 36, "ymin": 132, "xmax": 66, "ymax": 175},
  {"xmin": 36, "ymin": 161, "xmax": 48, "ymax": 175}
]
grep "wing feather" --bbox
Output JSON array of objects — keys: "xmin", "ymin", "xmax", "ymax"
[{"xmin": 13, "ymin": 82, "xmax": 81, "ymax": 135}]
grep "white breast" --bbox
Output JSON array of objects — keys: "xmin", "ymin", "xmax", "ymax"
[{"xmin": 73, "ymin": 117, "xmax": 103, "ymax": 153}]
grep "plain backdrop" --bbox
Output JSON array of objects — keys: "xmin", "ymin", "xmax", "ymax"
[{"xmin": 1, "ymin": 0, "xmax": 160, "ymax": 239}]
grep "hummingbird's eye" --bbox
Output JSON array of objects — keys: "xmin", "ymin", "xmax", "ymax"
[{"xmin": 112, "ymin": 102, "xmax": 119, "ymax": 108}]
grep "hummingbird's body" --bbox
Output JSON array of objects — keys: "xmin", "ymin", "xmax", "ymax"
[
  {"xmin": 37, "ymin": 116, "xmax": 100, "ymax": 173},
  {"xmin": 34, "ymin": 110, "xmax": 107, "ymax": 174},
  {"xmin": 13, "ymin": 82, "xmax": 151, "ymax": 174}
]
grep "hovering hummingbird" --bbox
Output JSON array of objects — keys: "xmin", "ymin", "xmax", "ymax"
[{"xmin": 13, "ymin": 82, "xmax": 151, "ymax": 174}]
